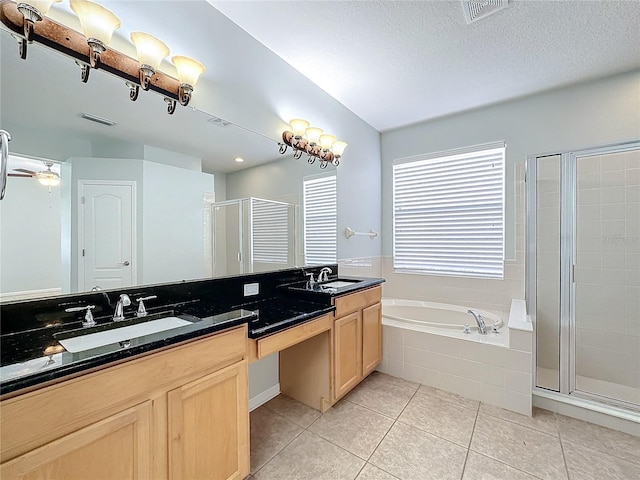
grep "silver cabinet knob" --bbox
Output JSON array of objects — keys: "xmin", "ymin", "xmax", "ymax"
[{"xmin": 118, "ymin": 261, "xmax": 130, "ymax": 266}]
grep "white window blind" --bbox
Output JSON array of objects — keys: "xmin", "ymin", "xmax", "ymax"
[
  {"xmin": 393, "ymin": 145, "xmax": 505, "ymax": 278},
  {"xmin": 303, "ymin": 175, "xmax": 337, "ymax": 265},
  {"xmin": 251, "ymin": 198, "xmax": 290, "ymax": 264}
]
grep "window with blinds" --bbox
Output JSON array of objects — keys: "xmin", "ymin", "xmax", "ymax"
[
  {"xmin": 393, "ymin": 144, "xmax": 505, "ymax": 278},
  {"xmin": 251, "ymin": 198, "xmax": 291, "ymax": 264},
  {"xmin": 303, "ymin": 175, "xmax": 337, "ymax": 265}
]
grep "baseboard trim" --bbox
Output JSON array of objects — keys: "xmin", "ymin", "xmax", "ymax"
[{"xmin": 249, "ymin": 383, "xmax": 280, "ymax": 412}]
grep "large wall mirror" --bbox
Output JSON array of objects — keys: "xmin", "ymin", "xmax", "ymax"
[{"xmin": 0, "ymin": 25, "xmax": 301, "ymax": 302}]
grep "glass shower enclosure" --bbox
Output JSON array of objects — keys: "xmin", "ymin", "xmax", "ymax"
[
  {"xmin": 211, "ymin": 197, "xmax": 296, "ymax": 277},
  {"xmin": 527, "ymin": 141, "xmax": 640, "ymax": 411}
]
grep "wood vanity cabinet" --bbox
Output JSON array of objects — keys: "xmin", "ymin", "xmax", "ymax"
[
  {"xmin": 0, "ymin": 325, "xmax": 250, "ymax": 480},
  {"xmin": 1, "ymin": 401, "xmax": 153, "ymax": 479},
  {"xmin": 332, "ymin": 286, "xmax": 382, "ymax": 401}
]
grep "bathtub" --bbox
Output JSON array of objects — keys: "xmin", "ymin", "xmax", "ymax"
[
  {"xmin": 382, "ymin": 298, "xmax": 507, "ymax": 346},
  {"xmin": 379, "ymin": 298, "xmax": 532, "ymax": 416}
]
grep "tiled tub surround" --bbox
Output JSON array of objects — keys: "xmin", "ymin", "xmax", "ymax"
[
  {"xmin": 249, "ymin": 373, "xmax": 640, "ymax": 480},
  {"xmin": 378, "ymin": 299, "xmax": 533, "ymax": 416},
  {"xmin": 0, "ymin": 265, "xmax": 383, "ymax": 395}
]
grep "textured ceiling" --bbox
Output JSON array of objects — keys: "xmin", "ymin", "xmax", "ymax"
[{"xmin": 210, "ymin": 0, "xmax": 640, "ymax": 131}]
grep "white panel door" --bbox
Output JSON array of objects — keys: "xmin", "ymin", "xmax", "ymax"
[{"xmin": 80, "ymin": 182, "xmax": 135, "ymax": 290}]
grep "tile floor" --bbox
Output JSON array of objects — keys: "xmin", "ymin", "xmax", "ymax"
[{"xmin": 248, "ymin": 372, "xmax": 640, "ymax": 480}]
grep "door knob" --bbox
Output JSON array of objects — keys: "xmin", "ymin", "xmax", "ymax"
[{"xmin": 118, "ymin": 261, "xmax": 130, "ymax": 266}]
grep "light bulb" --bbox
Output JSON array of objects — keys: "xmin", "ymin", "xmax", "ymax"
[
  {"xmin": 19, "ymin": 0, "xmax": 61, "ymax": 16},
  {"xmin": 70, "ymin": 0, "xmax": 121, "ymax": 47},
  {"xmin": 305, "ymin": 127, "xmax": 323, "ymax": 145},
  {"xmin": 332, "ymin": 141, "xmax": 348, "ymax": 157},
  {"xmin": 37, "ymin": 172, "xmax": 61, "ymax": 187},
  {"xmin": 171, "ymin": 55, "xmax": 206, "ymax": 88},
  {"xmin": 131, "ymin": 32, "xmax": 169, "ymax": 71},
  {"xmin": 289, "ymin": 119, "xmax": 309, "ymax": 137},
  {"xmin": 319, "ymin": 134, "xmax": 336, "ymax": 149}
]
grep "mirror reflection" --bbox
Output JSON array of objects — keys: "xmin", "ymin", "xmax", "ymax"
[{"xmin": 0, "ymin": 27, "xmax": 296, "ymax": 302}]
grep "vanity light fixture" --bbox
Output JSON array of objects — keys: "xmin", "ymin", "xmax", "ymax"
[
  {"xmin": 168, "ymin": 55, "xmax": 206, "ymax": 114},
  {"xmin": 15, "ymin": 0, "xmax": 60, "ymax": 58},
  {"xmin": 130, "ymin": 31, "xmax": 169, "ymax": 97},
  {"xmin": 70, "ymin": 0, "xmax": 120, "ymax": 81},
  {"xmin": 1, "ymin": 0, "xmax": 205, "ymax": 114},
  {"xmin": 278, "ymin": 119, "xmax": 348, "ymax": 168}
]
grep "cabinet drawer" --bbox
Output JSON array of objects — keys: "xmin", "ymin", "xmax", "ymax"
[
  {"xmin": 333, "ymin": 286, "xmax": 381, "ymax": 318},
  {"xmin": 251, "ymin": 314, "xmax": 333, "ymax": 360}
]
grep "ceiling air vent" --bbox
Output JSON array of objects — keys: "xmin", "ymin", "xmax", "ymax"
[
  {"xmin": 81, "ymin": 113, "xmax": 116, "ymax": 126},
  {"xmin": 207, "ymin": 116, "xmax": 231, "ymax": 127},
  {"xmin": 462, "ymin": 0, "xmax": 508, "ymax": 24}
]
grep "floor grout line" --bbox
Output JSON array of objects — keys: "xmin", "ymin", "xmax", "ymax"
[
  {"xmin": 254, "ymin": 376, "xmax": 640, "ymax": 480},
  {"xmin": 458, "ymin": 403, "xmax": 480, "ymax": 480}
]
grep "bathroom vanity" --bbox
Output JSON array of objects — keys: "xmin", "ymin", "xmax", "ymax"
[{"xmin": 0, "ymin": 266, "xmax": 383, "ymax": 479}]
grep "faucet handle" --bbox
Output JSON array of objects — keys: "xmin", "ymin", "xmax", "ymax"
[
  {"xmin": 135, "ymin": 295, "xmax": 157, "ymax": 317},
  {"xmin": 65, "ymin": 305, "xmax": 96, "ymax": 327},
  {"xmin": 306, "ymin": 272, "xmax": 316, "ymax": 289}
]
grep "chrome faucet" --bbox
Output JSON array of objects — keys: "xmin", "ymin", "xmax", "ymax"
[
  {"xmin": 467, "ymin": 309, "xmax": 487, "ymax": 335},
  {"xmin": 113, "ymin": 294, "xmax": 131, "ymax": 321},
  {"xmin": 318, "ymin": 267, "xmax": 332, "ymax": 283}
]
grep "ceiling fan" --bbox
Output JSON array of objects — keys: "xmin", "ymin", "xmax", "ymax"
[{"xmin": 9, "ymin": 162, "xmax": 61, "ymax": 186}]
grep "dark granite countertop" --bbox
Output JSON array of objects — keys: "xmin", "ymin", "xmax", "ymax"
[
  {"xmin": 0, "ymin": 305, "xmax": 256, "ymax": 396},
  {"xmin": 278, "ymin": 276, "xmax": 385, "ymax": 301},
  {"xmin": 0, "ymin": 269, "xmax": 383, "ymax": 397}
]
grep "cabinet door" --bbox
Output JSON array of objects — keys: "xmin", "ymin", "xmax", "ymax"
[
  {"xmin": 362, "ymin": 302, "xmax": 382, "ymax": 377},
  {"xmin": 334, "ymin": 311, "xmax": 362, "ymax": 400},
  {"xmin": 1, "ymin": 402, "xmax": 152, "ymax": 480},
  {"xmin": 168, "ymin": 360, "xmax": 249, "ymax": 480}
]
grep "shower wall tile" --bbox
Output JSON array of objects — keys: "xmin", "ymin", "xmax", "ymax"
[
  {"xmin": 625, "ymin": 185, "xmax": 640, "ymax": 202},
  {"xmin": 572, "ymin": 151, "xmax": 640, "ymax": 393},
  {"xmin": 338, "ymin": 256, "xmax": 382, "ymax": 278},
  {"xmin": 601, "ymin": 152, "xmax": 627, "ymax": 171}
]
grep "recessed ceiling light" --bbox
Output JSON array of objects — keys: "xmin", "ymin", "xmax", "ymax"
[{"xmin": 234, "ymin": 157, "xmax": 244, "ymax": 163}]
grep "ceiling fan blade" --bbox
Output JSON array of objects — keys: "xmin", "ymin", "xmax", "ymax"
[
  {"xmin": 13, "ymin": 168, "xmax": 37, "ymax": 175},
  {"xmin": 8, "ymin": 173, "xmax": 33, "ymax": 177}
]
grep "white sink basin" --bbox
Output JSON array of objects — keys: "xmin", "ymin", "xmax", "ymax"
[
  {"xmin": 58, "ymin": 317, "xmax": 192, "ymax": 353},
  {"xmin": 321, "ymin": 280, "xmax": 359, "ymax": 289}
]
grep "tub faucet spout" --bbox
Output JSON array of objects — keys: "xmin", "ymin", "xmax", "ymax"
[{"xmin": 467, "ymin": 309, "xmax": 487, "ymax": 335}]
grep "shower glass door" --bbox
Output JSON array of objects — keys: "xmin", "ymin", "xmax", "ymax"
[
  {"xmin": 573, "ymin": 146, "xmax": 640, "ymax": 407},
  {"xmin": 533, "ymin": 154, "xmax": 562, "ymax": 391},
  {"xmin": 530, "ymin": 141, "xmax": 640, "ymax": 410}
]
